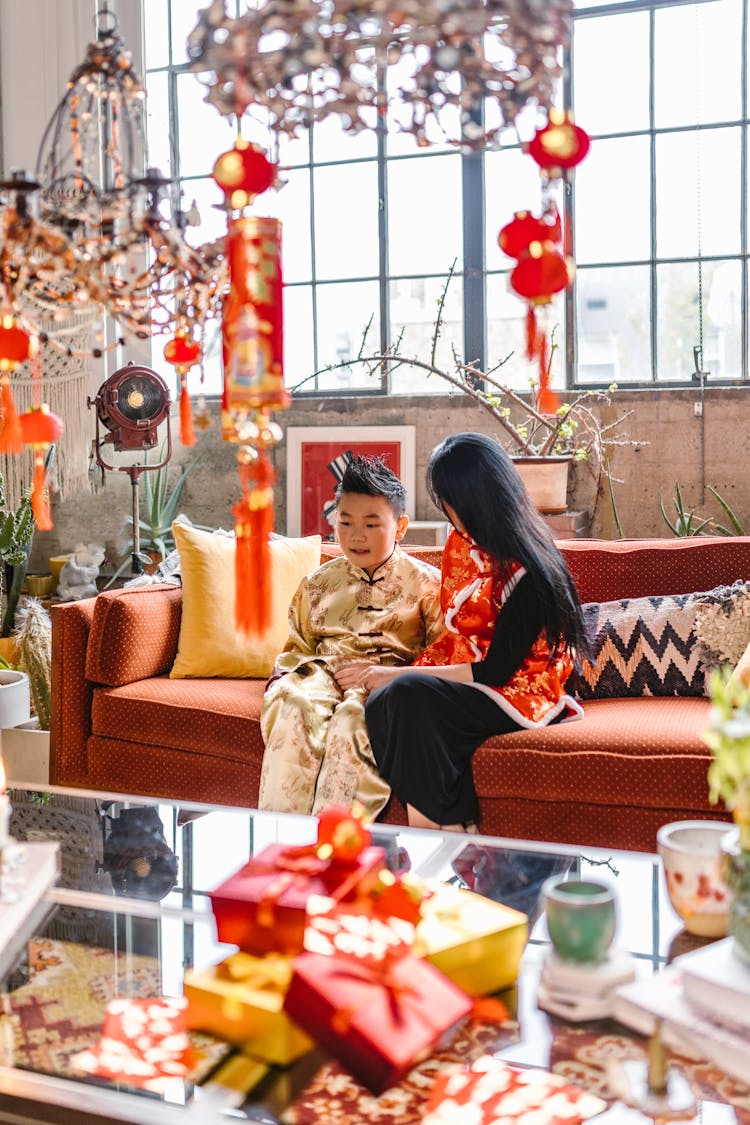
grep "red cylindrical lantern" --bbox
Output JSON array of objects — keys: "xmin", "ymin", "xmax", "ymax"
[
  {"xmin": 19, "ymin": 404, "xmax": 64, "ymax": 530},
  {"xmin": 0, "ymin": 315, "xmax": 39, "ymax": 454},
  {"xmin": 528, "ymin": 111, "xmax": 591, "ymax": 176},
  {"xmin": 163, "ymin": 331, "xmax": 202, "ymax": 447}
]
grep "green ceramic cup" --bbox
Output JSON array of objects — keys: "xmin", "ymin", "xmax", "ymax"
[{"xmin": 543, "ymin": 876, "xmax": 617, "ymax": 963}]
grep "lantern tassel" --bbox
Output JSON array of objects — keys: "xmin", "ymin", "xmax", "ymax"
[
  {"xmin": 0, "ymin": 373, "xmax": 23, "ymax": 454},
  {"xmin": 536, "ymin": 332, "xmax": 560, "ymax": 415},
  {"xmin": 525, "ymin": 306, "xmax": 538, "ymax": 362},
  {"xmin": 31, "ymin": 451, "xmax": 53, "ymax": 531},
  {"xmin": 179, "ymin": 374, "xmax": 197, "ymax": 447},
  {"xmin": 233, "ymin": 452, "xmax": 276, "ymax": 636}
]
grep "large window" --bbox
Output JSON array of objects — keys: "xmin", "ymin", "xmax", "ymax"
[{"xmin": 143, "ymin": 0, "xmax": 747, "ymax": 395}]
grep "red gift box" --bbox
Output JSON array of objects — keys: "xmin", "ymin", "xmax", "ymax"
[
  {"xmin": 209, "ymin": 842, "xmax": 384, "ymax": 955},
  {"xmin": 283, "ymin": 950, "xmax": 472, "ymax": 1093}
]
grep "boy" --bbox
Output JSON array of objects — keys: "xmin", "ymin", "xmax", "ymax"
[{"xmin": 258, "ymin": 455, "xmax": 443, "ymax": 818}]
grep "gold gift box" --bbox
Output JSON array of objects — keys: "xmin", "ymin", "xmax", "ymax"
[
  {"xmin": 184, "ymin": 952, "xmax": 314, "ymax": 1066},
  {"xmin": 415, "ymin": 884, "xmax": 528, "ymax": 997}
]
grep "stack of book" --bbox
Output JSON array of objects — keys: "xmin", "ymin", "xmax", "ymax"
[{"xmin": 613, "ymin": 938, "xmax": 750, "ymax": 1084}]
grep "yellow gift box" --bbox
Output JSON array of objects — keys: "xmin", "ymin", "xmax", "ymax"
[
  {"xmin": 184, "ymin": 951, "xmax": 314, "ymax": 1066},
  {"xmin": 415, "ymin": 884, "xmax": 528, "ymax": 997}
]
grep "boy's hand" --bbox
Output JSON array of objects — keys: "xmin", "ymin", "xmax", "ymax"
[{"xmin": 335, "ymin": 663, "xmax": 405, "ymax": 694}]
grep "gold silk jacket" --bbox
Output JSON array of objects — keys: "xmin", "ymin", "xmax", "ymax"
[{"xmin": 274, "ymin": 548, "xmax": 444, "ymax": 676}]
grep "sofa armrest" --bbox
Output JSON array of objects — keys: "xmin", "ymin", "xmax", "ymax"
[
  {"xmin": 85, "ymin": 584, "xmax": 183, "ymax": 686},
  {"xmin": 50, "ymin": 597, "xmax": 98, "ymax": 784}
]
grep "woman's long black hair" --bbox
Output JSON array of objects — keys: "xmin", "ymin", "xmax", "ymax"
[{"xmin": 427, "ymin": 432, "xmax": 590, "ymax": 660}]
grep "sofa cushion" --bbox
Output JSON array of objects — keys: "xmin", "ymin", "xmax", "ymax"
[
  {"xmin": 92, "ymin": 676, "xmax": 267, "ymax": 762},
  {"xmin": 86, "ymin": 584, "xmax": 184, "ymax": 687},
  {"xmin": 170, "ymin": 525, "xmax": 321, "ymax": 679},
  {"xmin": 693, "ymin": 581, "xmax": 750, "ymax": 674},
  {"xmin": 569, "ymin": 592, "xmax": 703, "ymax": 699}
]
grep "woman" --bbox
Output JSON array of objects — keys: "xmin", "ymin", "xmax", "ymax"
[{"xmin": 335, "ymin": 432, "xmax": 589, "ymax": 831}]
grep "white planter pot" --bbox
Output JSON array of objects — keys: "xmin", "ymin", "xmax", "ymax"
[
  {"xmin": 512, "ymin": 456, "xmax": 571, "ymax": 514},
  {"xmin": 0, "ymin": 670, "xmax": 30, "ymax": 731},
  {"xmin": 1, "ymin": 721, "xmax": 50, "ymax": 785}
]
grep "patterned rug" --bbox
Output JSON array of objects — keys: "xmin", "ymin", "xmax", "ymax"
[{"xmin": 6, "ymin": 938, "xmax": 230, "ymax": 1087}]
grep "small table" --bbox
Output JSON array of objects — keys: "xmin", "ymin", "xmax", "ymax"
[{"xmin": 0, "ymin": 782, "xmax": 745, "ymax": 1124}]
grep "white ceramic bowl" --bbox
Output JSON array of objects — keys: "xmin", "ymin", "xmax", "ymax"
[{"xmin": 657, "ymin": 820, "xmax": 733, "ymax": 937}]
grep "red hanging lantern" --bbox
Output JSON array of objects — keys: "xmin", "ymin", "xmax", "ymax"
[
  {"xmin": 0, "ymin": 314, "xmax": 39, "ymax": 454},
  {"xmin": 511, "ymin": 243, "xmax": 572, "ymax": 415},
  {"xmin": 527, "ymin": 110, "xmax": 591, "ymax": 177},
  {"xmin": 19, "ymin": 405, "xmax": 64, "ymax": 530},
  {"xmin": 163, "ymin": 331, "xmax": 202, "ymax": 447},
  {"xmin": 498, "ymin": 207, "xmax": 561, "ymax": 260},
  {"xmin": 212, "ymin": 140, "xmax": 277, "ymax": 210}
]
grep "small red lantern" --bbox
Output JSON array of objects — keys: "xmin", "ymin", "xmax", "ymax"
[
  {"xmin": 19, "ymin": 404, "xmax": 64, "ymax": 530},
  {"xmin": 212, "ymin": 140, "xmax": 277, "ymax": 209},
  {"xmin": 498, "ymin": 208, "xmax": 561, "ymax": 260},
  {"xmin": 528, "ymin": 110, "xmax": 591, "ymax": 177},
  {"xmin": 163, "ymin": 331, "xmax": 202, "ymax": 447},
  {"xmin": 0, "ymin": 315, "xmax": 39, "ymax": 454}
]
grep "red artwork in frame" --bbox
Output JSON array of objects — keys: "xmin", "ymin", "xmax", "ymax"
[{"xmin": 286, "ymin": 427, "xmax": 416, "ymax": 539}]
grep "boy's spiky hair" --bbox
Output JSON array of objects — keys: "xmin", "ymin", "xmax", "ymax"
[{"xmin": 335, "ymin": 455, "xmax": 407, "ymax": 518}]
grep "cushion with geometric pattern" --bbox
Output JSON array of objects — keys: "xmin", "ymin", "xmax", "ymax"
[{"xmin": 568, "ymin": 592, "xmax": 704, "ymax": 699}]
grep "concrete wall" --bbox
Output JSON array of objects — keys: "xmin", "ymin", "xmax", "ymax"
[{"xmin": 26, "ymin": 384, "xmax": 750, "ymax": 573}]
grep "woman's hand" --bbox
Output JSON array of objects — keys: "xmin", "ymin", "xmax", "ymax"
[{"xmin": 335, "ymin": 663, "xmax": 406, "ymax": 694}]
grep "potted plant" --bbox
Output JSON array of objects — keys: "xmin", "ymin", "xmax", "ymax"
[
  {"xmin": 702, "ymin": 667, "xmax": 750, "ymax": 963},
  {"xmin": 0, "ymin": 597, "xmax": 50, "ymax": 785},
  {"xmin": 0, "ymin": 471, "xmax": 35, "ymax": 649}
]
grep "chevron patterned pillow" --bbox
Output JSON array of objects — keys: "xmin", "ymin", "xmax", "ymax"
[{"xmin": 569, "ymin": 591, "xmax": 708, "ymax": 700}]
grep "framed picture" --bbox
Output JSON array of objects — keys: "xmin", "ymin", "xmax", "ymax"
[{"xmin": 286, "ymin": 426, "xmax": 416, "ymax": 538}]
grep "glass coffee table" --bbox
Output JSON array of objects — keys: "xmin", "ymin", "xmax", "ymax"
[{"xmin": 0, "ymin": 782, "xmax": 744, "ymax": 1124}]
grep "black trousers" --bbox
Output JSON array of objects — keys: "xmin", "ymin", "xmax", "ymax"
[{"xmin": 365, "ymin": 673, "xmax": 523, "ymax": 826}]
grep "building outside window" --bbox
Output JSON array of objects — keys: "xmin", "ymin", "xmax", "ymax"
[{"xmin": 143, "ymin": 0, "xmax": 747, "ymax": 397}]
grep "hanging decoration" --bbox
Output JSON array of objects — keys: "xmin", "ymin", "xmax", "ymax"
[
  {"xmin": 497, "ymin": 108, "xmax": 591, "ymax": 415},
  {"xmin": 18, "ymin": 405, "xmax": 64, "ymax": 531},
  {"xmin": 213, "ymin": 142, "xmax": 289, "ymax": 636},
  {"xmin": 0, "ymin": 314, "xmax": 39, "ymax": 454},
  {"xmin": 187, "ymin": 0, "xmax": 574, "ymax": 150},
  {"xmin": 163, "ymin": 331, "xmax": 202, "ymax": 447}
]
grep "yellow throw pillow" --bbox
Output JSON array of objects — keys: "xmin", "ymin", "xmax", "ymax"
[{"xmin": 170, "ymin": 524, "xmax": 321, "ymax": 679}]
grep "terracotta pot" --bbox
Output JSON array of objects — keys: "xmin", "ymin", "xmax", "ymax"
[{"xmin": 512, "ymin": 456, "xmax": 571, "ymax": 514}]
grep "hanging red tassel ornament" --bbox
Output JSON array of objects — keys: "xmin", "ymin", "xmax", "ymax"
[
  {"xmin": 233, "ymin": 444, "xmax": 276, "ymax": 636},
  {"xmin": 527, "ymin": 110, "xmax": 591, "ymax": 178},
  {"xmin": 163, "ymin": 332, "xmax": 201, "ymax": 447},
  {"xmin": 219, "ymin": 214, "xmax": 288, "ymax": 636},
  {"xmin": 0, "ymin": 314, "xmax": 39, "ymax": 454},
  {"xmin": 511, "ymin": 242, "xmax": 572, "ymax": 414},
  {"xmin": 19, "ymin": 405, "xmax": 64, "ymax": 530}
]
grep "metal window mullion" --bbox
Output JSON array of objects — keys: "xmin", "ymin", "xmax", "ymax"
[
  {"xmin": 649, "ymin": 7, "xmax": 658, "ymax": 383},
  {"xmin": 378, "ymin": 70, "xmax": 389, "ymax": 393},
  {"xmin": 742, "ymin": 0, "xmax": 748, "ymax": 379},
  {"xmin": 462, "ymin": 146, "xmax": 486, "ymax": 371},
  {"xmin": 308, "ymin": 135, "xmax": 319, "ymax": 385},
  {"xmin": 564, "ymin": 37, "xmax": 575, "ymax": 388}
]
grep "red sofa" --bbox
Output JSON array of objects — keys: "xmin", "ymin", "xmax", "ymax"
[{"xmin": 50, "ymin": 537, "xmax": 749, "ymax": 852}]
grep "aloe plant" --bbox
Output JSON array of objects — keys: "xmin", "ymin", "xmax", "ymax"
[
  {"xmin": 659, "ymin": 483, "xmax": 714, "ymax": 537},
  {"xmin": 707, "ymin": 485, "xmax": 747, "ymax": 536}
]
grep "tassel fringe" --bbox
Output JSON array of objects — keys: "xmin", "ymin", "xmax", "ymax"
[
  {"xmin": 179, "ymin": 376, "xmax": 197, "ymax": 447},
  {"xmin": 233, "ymin": 452, "xmax": 276, "ymax": 636},
  {"xmin": 31, "ymin": 451, "xmax": 53, "ymax": 530},
  {"xmin": 0, "ymin": 373, "xmax": 23, "ymax": 454}
]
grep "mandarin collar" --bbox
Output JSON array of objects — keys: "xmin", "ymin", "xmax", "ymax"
[{"xmin": 345, "ymin": 544, "xmax": 402, "ymax": 584}]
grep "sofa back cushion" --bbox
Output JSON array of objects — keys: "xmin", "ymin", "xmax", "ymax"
[
  {"xmin": 559, "ymin": 537, "xmax": 750, "ymax": 604},
  {"xmin": 86, "ymin": 584, "xmax": 184, "ymax": 686}
]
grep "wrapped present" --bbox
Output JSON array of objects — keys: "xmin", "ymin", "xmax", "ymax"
[
  {"xmin": 209, "ymin": 842, "xmax": 384, "ymax": 955},
  {"xmin": 71, "ymin": 996, "xmax": 195, "ymax": 1093},
  {"xmin": 414, "ymin": 884, "xmax": 528, "ymax": 997},
  {"xmin": 423, "ymin": 1056, "xmax": 607, "ymax": 1124},
  {"xmin": 305, "ymin": 896, "xmax": 416, "ymax": 958},
  {"xmin": 184, "ymin": 951, "xmax": 314, "ymax": 1066},
  {"xmin": 283, "ymin": 950, "xmax": 472, "ymax": 1094}
]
